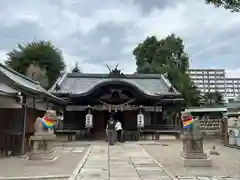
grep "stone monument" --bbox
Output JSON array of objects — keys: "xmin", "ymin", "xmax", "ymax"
[
  {"xmin": 27, "ymin": 110, "xmax": 58, "ymax": 164},
  {"xmin": 180, "ymin": 113, "xmax": 212, "ymax": 167}
]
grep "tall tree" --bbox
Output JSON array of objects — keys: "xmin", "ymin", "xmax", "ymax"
[
  {"xmin": 5, "ymin": 40, "xmax": 65, "ymax": 88},
  {"xmin": 205, "ymin": 0, "xmax": 240, "ymax": 12},
  {"xmin": 203, "ymin": 91, "xmax": 225, "ymax": 105},
  {"xmin": 133, "ymin": 34, "xmax": 201, "ymax": 106}
]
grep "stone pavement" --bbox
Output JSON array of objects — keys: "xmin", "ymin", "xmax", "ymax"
[
  {"xmin": 73, "ymin": 143, "xmax": 240, "ymax": 180},
  {"xmin": 0, "ymin": 145, "xmax": 90, "ymax": 180},
  {"xmin": 0, "ymin": 142, "xmax": 239, "ymax": 180},
  {"xmin": 141, "ymin": 140, "xmax": 240, "ymax": 179},
  {"xmin": 75, "ymin": 143, "xmax": 173, "ymax": 180}
]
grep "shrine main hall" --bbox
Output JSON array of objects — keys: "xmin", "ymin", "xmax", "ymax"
[{"xmin": 50, "ymin": 68, "xmax": 183, "ymax": 139}]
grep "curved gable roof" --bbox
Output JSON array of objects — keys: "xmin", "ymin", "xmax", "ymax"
[{"xmin": 50, "ymin": 72, "xmax": 181, "ymax": 98}]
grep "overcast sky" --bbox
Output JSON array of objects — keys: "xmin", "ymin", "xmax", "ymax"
[{"xmin": 0, "ymin": 0, "xmax": 239, "ymax": 77}]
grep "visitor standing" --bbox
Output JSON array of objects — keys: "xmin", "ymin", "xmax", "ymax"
[
  {"xmin": 107, "ymin": 116, "xmax": 116, "ymax": 145},
  {"xmin": 115, "ymin": 120, "xmax": 123, "ymax": 142}
]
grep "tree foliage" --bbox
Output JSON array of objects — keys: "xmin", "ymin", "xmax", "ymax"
[
  {"xmin": 133, "ymin": 34, "xmax": 201, "ymax": 107},
  {"xmin": 202, "ymin": 91, "xmax": 225, "ymax": 105},
  {"xmin": 205, "ymin": 0, "xmax": 240, "ymax": 12},
  {"xmin": 26, "ymin": 63, "xmax": 49, "ymax": 88},
  {"xmin": 5, "ymin": 40, "xmax": 65, "ymax": 89}
]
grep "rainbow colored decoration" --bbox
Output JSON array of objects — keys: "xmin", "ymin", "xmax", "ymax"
[
  {"xmin": 41, "ymin": 117, "xmax": 55, "ymax": 129},
  {"xmin": 182, "ymin": 113, "xmax": 193, "ymax": 129}
]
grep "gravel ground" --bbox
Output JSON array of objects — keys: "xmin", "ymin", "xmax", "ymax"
[
  {"xmin": 0, "ymin": 144, "xmax": 90, "ymax": 178},
  {"xmin": 141, "ymin": 139, "xmax": 240, "ymax": 177}
]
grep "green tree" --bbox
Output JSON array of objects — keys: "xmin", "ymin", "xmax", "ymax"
[
  {"xmin": 205, "ymin": 0, "xmax": 240, "ymax": 12},
  {"xmin": 5, "ymin": 40, "xmax": 65, "ymax": 88},
  {"xmin": 133, "ymin": 34, "xmax": 201, "ymax": 106},
  {"xmin": 202, "ymin": 91, "xmax": 225, "ymax": 105}
]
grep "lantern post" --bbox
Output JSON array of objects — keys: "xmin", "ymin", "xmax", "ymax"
[
  {"xmin": 85, "ymin": 105, "xmax": 93, "ymax": 140},
  {"xmin": 137, "ymin": 105, "xmax": 145, "ymax": 140}
]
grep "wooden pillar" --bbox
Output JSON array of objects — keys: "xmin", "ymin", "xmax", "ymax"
[
  {"xmin": 175, "ymin": 112, "xmax": 179, "ymax": 130},
  {"xmin": 32, "ymin": 97, "xmax": 35, "ymax": 109},
  {"xmin": 46, "ymin": 100, "xmax": 49, "ymax": 110},
  {"xmin": 21, "ymin": 95, "xmax": 27, "ymax": 154},
  {"xmin": 60, "ymin": 106, "xmax": 66, "ymax": 130},
  {"xmin": 154, "ymin": 105, "xmax": 157, "ymax": 131},
  {"xmin": 161, "ymin": 104, "xmax": 164, "ymax": 126},
  {"xmin": 224, "ymin": 117, "xmax": 229, "ymax": 145}
]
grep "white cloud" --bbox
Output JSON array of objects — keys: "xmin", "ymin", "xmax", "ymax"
[
  {"xmin": 123, "ymin": 0, "xmax": 240, "ymax": 74},
  {"xmin": 100, "ymin": 37, "xmax": 111, "ymax": 45},
  {"xmin": 63, "ymin": 53, "xmax": 83, "ymax": 72},
  {"xmin": 126, "ymin": 0, "xmax": 240, "ymax": 47},
  {"xmin": 0, "ymin": 50, "xmax": 7, "ymax": 63},
  {"xmin": 136, "ymin": 4, "xmax": 188, "ymax": 38},
  {"xmin": 0, "ymin": 0, "xmax": 240, "ymax": 76},
  {"xmin": 93, "ymin": 2, "xmax": 141, "ymax": 25},
  {"xmin": 226, "ymin": 69, "xmax": 240, "ymax": 78},
  {"xmin": 81, "ymin": 63, "xmax": 106, "ymax": 73}
]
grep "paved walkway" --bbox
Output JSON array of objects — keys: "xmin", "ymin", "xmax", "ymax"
[
  {"xmin": 75, "ymin": 143, "xmax": 172, "ymax": 180},
  {"xmin": 0, "ymin": 145, "xmax": 89, "ymax": 180},
  {"xmin": 74, "ymin": 143, "xmax": 240, "ymax": 180},
  {"xmin": 1, "ymin": 142, "xmax": 239, "ymax": 180}
]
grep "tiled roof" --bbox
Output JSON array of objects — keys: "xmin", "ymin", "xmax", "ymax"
[
  {"xmin": 50, "ymin": 72, "xmax": 180, "ymax": 97},
  {"xmin": 0, "ymin": 63, "xmax": 66, "ymax": 104},
  {"xmin": 0, "ymin": 90, "xmax": 17, "ymax": 97},
  {"xmin": 227, "ymin": 102, "xmax": 240, "ymax": 110},
  {"xmin": 185, "ymin": 106, "xmax": 227, "ymax": 112}
]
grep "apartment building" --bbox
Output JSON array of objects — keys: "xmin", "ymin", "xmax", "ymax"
[
  {"xmin": 188, "ymin": 69, "xmax": 240, "ymax": 102},
  {"xmin": 225, "ymin": 78, "xmax": 240, "ymax": 98}
]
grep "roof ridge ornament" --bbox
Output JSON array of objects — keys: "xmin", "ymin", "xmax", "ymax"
[
  {"xmin": 72, "ymin": 62, "xmax": 81, "ymax": 73},
  {"xmin": 106, "ymin": 64, "xmax": 124, "ymax": 78}
]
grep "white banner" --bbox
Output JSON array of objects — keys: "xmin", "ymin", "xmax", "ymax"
[
  {"xmin": 137, "ymin": 113, "xmax": 144, "ymax": 128},
  {"xmin": 85, "ymin": 114, "xmax": 93, "ymax": 128}
]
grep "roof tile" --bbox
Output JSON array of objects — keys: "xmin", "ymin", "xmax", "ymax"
[
  {"xmin": 0, "ymin": 63, "xmax": 66, "ymax": 103},
  {"xmin": 51, "ymin": 73, "xmax": 179, "ymax": 96}
]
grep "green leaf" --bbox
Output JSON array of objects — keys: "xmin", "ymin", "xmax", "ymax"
[
  {"xmin": 133, "ymin": 34, "xmax": 201, "ymax": 106},
  {"xmin": 5, "ymin": 40, "xmax": 65, "ymax": 89},
  {"xmin": 205, "ymin": 0, "xmax": 240, "ymax": 12}
]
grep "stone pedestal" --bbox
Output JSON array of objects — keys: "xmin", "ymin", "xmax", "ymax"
[
  {"xmin": 180, "ymin": 134, "xmax": 212, "ymax": 167},
  {"xmin": 180, "ymin": 151, "xmax": 212, "ymax": 167},
  {"xmin": 27, "ymin": 133, "xmax": 58, "ymax": 165}
]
